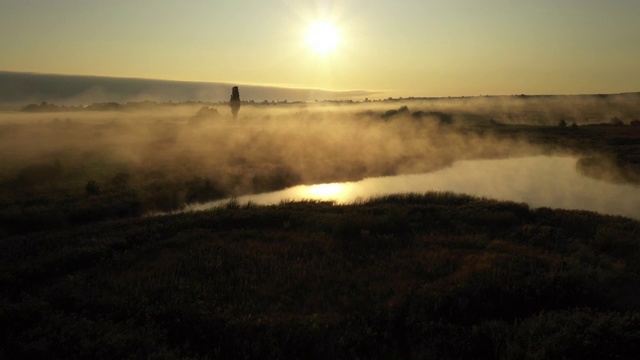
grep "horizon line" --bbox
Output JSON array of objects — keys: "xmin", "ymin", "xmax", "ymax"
[{"xmin": 1, "ymin": 69, "xmax": 638, "ymax": 100}]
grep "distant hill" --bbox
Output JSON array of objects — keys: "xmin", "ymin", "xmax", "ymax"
[{"xmin": 0, "ymin": 71, "xmax": 375, "ymax": 106}]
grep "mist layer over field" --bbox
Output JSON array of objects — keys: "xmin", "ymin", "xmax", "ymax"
[
  {"xmin": 1, "ymin": 94, "xmax": 639, "ymax": 222},
  {"xmin": 0, "ymin": 102, "xmax": 533, "ymax": 196}
]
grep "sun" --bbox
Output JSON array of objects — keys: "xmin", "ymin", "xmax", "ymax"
[{"xmin": 306, "ymin": 21, "xmax": 340, "ymax": 55}]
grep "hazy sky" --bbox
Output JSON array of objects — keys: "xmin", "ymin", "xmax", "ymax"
[{"xmin": 1, "ymin": 0, "xmax": 639, "ymax": 97}]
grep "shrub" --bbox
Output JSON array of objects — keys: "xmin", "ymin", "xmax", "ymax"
[
  {"xmin": 15, "ymin": 160, "xmax": 64, "ymax": 187},
  {"xmin": 85, "ymin": 180, "xmax": 101, "ymax": 196}
]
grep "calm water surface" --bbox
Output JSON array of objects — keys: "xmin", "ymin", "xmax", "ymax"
[{"xmin": 187, "ymin": 156, "xmax": 640, "ymax": 219}]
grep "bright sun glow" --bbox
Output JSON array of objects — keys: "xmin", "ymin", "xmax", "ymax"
[{"xmin": 306, "ymin": 21, "xmax": 340, "ymax": 55}]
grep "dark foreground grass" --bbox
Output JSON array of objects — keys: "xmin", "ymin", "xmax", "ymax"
[{"xmin": 2, "ymin": 193, "xmax": 640, "ymax": 359}]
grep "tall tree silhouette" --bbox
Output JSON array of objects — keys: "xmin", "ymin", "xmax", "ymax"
[{"xmin": 230, "ymin": 86, "xmax": 240, "ymax": 119}]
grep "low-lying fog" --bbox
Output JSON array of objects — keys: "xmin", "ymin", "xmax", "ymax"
[
  {"xmin": 1, "ymin": 96, "xmax": 639, "ymax": 218},
  {"xmin": 0, "ymin": 102, "xmax": 537, "ymax": 192}
]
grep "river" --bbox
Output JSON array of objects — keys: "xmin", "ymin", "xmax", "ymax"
[{"xmin": 186, "ymin": 156, "xmax": 640, "ymax": 219}]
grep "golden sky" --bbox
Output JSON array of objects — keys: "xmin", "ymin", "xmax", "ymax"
[{"xmin": 1, "ymin": 0, "xmax": 639, "ymax": 97}]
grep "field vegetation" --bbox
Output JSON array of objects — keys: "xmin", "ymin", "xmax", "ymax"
[
  {"xmin": 1, "ymin": 94, "xmax": 640, "ymax": 358},
  {"xmin": 2, "ymin": 193, "xmax": 640, "ymax": 358}
]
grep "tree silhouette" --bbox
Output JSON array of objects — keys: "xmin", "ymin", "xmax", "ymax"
[{"xmin": 230, "ymin": 86, "xmax": 240, "ymax": 119}]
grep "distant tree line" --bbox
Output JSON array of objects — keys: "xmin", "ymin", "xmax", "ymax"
[{"xmin": 21, "ymin": 101, "xmax": 153, "ymax": 112}]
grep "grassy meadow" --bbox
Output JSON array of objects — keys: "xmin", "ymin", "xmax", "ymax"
[
  {"xmin": 2, "ymin": 194, "xmax": 640, "ymax": 359},
  {"xmin": 1, "ymin": 95, "xmax": 640, "ymax": 358}
]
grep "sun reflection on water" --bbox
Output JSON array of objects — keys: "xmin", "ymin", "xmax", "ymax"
[{"xmin": 299, "ymin": 183, "xmax": 347, "ymax": 201}]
